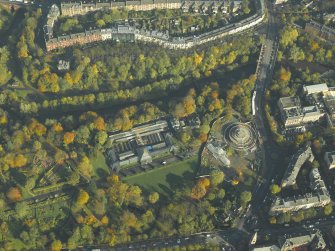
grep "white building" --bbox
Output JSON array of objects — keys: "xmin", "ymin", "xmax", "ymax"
[
  {"xmin": 207, "ymin": 143, "xmax": 231, "ymax": 167},
  {"xmin": 303, "ymin": 83, "xmax": 329, "ymax": 95}
]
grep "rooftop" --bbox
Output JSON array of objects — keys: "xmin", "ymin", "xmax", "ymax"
[
  {"xmin": 303, "ymin": 83, "xmax": 329, "ymax": 95},
  {"xmin": 281, "ymin": 146, "xmax": 314, "ymax": 188},
  {"xmin": 323, "ymin": 91, "xmax": 335, "ymax": 115},
  {"xmin": 279, "ymin": 230, "xmax": 326, "ymax": 251},
  {"xmin": 325, "ymin": 151, "xmax": 335, "ymax": 165},
  {"xmin": 279, "ymin": 96, "xmax": 301, "ymax": 109},
  {"xmin": 251, "ymin": 231, "xmax": 326, "ymax": 251}
]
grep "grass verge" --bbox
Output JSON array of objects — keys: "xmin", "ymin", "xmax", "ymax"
[{"xmin": 124, "ymin": 156, "xmax": 199, "ymax": 196}]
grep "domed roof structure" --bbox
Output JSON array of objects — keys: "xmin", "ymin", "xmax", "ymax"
[{"xmin": 224, "ymin": 122, "xmax": 256, "ymax": 151}]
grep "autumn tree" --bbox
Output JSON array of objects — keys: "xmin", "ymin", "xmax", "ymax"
[
  {"xmin": 77, "ymin": 156, "xmax": 93, "ymax": 178},
  {"xmin": 54, "ymin": 150, "xmax": 68, "ymax": 165},
  {"xmin": 64, "ymin": 132, "xmax": 76, "ymax": 145},
  {"xmin": 52, "ymin": 123, "xmax": 63, "ymax": 133},
  {"xmin": 76, "ymin": 189, "xmax": 89, "ymax": 206},
  {"xmin": 6, "ymin": 187, "xmax": 22, "ymax": 202},
  {"xmin": 278, "ymin": 67, "xmax": 291, "ymax": 82},
  {"xmin": 121, "ymin": 210, "xmax": 138, "ymax": 229},
  {"xmin": 174, "ymin": 90, "xmax": 196, "ymax": 118},
  {"xmin": 191, "ymin": 178, "xmax": 210, "ymax": 200},
  {"xmin": 94, "ymin": 116, "xmax": 106, "ymax": 131},
  {"xmin": 51, "ymin": 240, "xmax": 62, "ymax": 251},
  {"xmin": 148, "ymin": 192, "xmax": 159, "ymax": 204},
  {"xmin": 28, "ymin": 119, "xmax": 47, "ymax": 136},
  {"xmin": 14, "ymin": 154, "xmax": 27, "ymax": 168}
]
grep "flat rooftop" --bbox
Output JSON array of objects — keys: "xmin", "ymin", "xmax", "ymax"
[
  {"xmin": 279, "ymin": 96, "xmax": 301, "ymax": 109},
  {"xmin": 303, "ymin": 83, "xmax": 329, "ymax": 94}
]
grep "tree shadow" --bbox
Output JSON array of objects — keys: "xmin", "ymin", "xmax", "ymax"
[
  {"xmin": 165, "ymin": 173, "xmax": 188, "ymax": 192},
  {"xmin": 96, "ymin": 167, "xmax": 110, "ymax": 178},
  {"xmin": 9, "ymin": 169, "xmax": 27, "ymax": 186},
  {"xmin": 157, "ymin": 183, "xmax": 173, "ymax": 197}
]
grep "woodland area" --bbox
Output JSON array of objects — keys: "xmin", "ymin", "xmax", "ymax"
[{"xmin": 0, "ymin": 4, "xmax": 260, "ymax": 250}]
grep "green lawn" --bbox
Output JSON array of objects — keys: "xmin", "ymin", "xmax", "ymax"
[
  {"xmin": 124, "ymin": 156, "xmax": 199, "ymax": 196},
  {"xmin": 90, "ymin": 151, "xmax": 110, "ymax": 179}
]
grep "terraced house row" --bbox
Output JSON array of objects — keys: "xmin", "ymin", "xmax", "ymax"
[
  {"xmin": 60, "ymin": 0, "xmax": 237, "ymax": 16},
  {"xmin": 44, "ymin": 0, "xmax": 265, "ymax": 51}
]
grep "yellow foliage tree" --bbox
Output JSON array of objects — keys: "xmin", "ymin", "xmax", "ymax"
[
  {"xmin": 279, "ymin": 67, "xmax": 291, "ymax": 82},
  {"xmin": 76, "ymin": 189, "xmax": 89, "ymax": 206},
  {"xmin": 14, "ymin": 154, "xmax": 27, "ymax": 168},
  {"xmin": 63, "ymin": 132, "xmax": 75, "ymax": 145},
  {"xmin": 191, "ymin": 178, "xmax": 210, "ymax": 200},
  {"xmin": 51, "ymin": 240, "xmax": 62, "ymax": 251},
  {"xmin": 0, "ymin": 115, "xmax": 7, "ymax": 125},
  {"xmin": 94, "ymin": 117, "xmax": 106, "ymax": 131},
  {"xmin": 52, "ymin": 123, "xmax": 63, "ymax": 132},
  {"xmin": 101, "ymin": 215, "xmax": 109, "ymax": 225}
]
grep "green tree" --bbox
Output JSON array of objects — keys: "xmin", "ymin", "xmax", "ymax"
[
  {"xmin": 210, "ymin": 170, "xmax": 224, "ymax": 186},
  {"xmin": 96, "ymin": 19, "xmax": 106, "ymax": 28},
  {"xmin": 324, "ymin": 204, "xmax": 333, "ymax": 216},
  {"xmin": 270, "ymin": 184, "xmax": 281, "ymax": 195},
  {"xmin": 15, "ymin": 201, "xmax": 29, "ymax": 218},
  {"xmin": 239, "ymin": 191, "xmax": 252, "ymax": 205},
  {"xmin": 0, "ymin": 47, "xmax": 12, "ymax": 85},
  {"xmin": 77, "ymin": 156, "xmax": 93, "ymax": 178},
  {"xmin": 279, "ymin": 26, "xmax": 299, "ymax": 47},
  {"xmin": 95, "ymin": 131, "xmax": 108, "ymax": 145}
]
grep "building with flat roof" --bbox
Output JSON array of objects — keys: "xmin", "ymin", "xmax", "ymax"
[
  {"xmin": 281, "ymin": 146, "xmax": 314, "ymax": 188},
  {"xmin": 303, "ymin": 83, "xmax": 329, "ymax": 95},
  {"xmin": 301, "ymin": 105, "xmax": 323, "ymax": 124},
  {"xmin": 107, "ymin": 120, "xmax": 174, "ymax": 170},
  {"xmin": 278, "ymin": 96, "xmax": 326, "ymax": 128},
  {"xmin": 278, "ymin": 97, "xmax": 303, "ymax": 128},
  {"xmin": 324, "ymin": 151, "xmax": 335, "ymax": 169}
]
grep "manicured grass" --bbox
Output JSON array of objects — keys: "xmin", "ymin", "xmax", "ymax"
[
  {"xmin": 90, "ymin": 151, "xmax": 110, "ymax": 179},
  {"xmin": 124, "ymin": 156, "xmax": 199, "ymax": 196}
]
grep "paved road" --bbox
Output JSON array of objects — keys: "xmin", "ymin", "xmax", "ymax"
[{"xmin": 250, "ymin": 1, "xmax": 281, "ymax": 217}]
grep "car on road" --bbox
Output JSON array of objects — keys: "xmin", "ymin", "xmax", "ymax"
[{"xmin": 161, "ymin": 161, "xmax": 167, "ymax": 165}]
